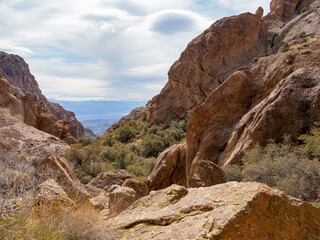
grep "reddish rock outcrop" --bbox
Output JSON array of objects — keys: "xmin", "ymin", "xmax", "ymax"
[
  {"xmin": 103, "ymin": 182, "xmax": 320, "ymax": 239},
  {"xmin": 0, "ymin": 76, "xmax": 75, "ymax": 144},
  {"xmin": 270, "ymin": 0, "xmax": 300, "ymax": 18},
  {"xmin": 0, "ymin": 52, "xmax": 84, "ymax": 139},
  {"xmin": 186, "ymin": 39, "xmax": 320, "ymax": 187},
  {"xmin": 147, "ymin": 9, "xmax": 265, "ymax": 125},
  {"xmin": 122, "ymin": 178, "xmax": 149, "ymax": 198},
  {"xmin": 147, "ymin": 143, "xmax": 187, "ymax": 191}
]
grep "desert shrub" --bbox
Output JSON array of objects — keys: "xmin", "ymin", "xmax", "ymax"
[
  {"xmin": 1, "ymin": 202, "xmax": 103, "ymax": 240},
  {"xmin": 300, "ymin": 49, "xmax": 311, "ymax": 54},
  {"xmin": 279, "ymin": 42, "xmax": 289, "ymax": 52},
  {"xmin": 300, "ymin": 7, "xmax": 308, "ymax": 14},
  {"xmin": 223, "ymin": 164, "xmax": 242, "ymax": 182},
  {"xmin": 140, "ymin": 134, "xmax": 166, "ymax": 157},
  {"xmin": 113, "ymin": 121, "xmax": 138, "ymax": 143},
  {"xmin": 78, "ymin": 136, "xmax": 94, "ymax": 146},
  {"xmin": 223, "ymin": 133, "xmax": 320, "ymax": 201},
  {"xmin": 126, "ymin": 164, "xmax": 146, "ymax": 176},
  {"xmin": 102, "ymin": 134, "xmax": 115, "ymax": 147}
]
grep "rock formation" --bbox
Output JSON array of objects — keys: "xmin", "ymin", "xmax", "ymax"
[
  {"xmin": 88, "ymin": 170, "xmax": 133, "ymax": 192},
  {"xmin": 0, "ymin": 75, "xmax": 76, "ymax": 145},
  {"xmin": 0, "ymin": 52, "xmax": 84, "ymax": 139},
  {"xmin": 147, "ymin": 143, "xmax": 187, "ymax": 191},
  {"xmin": 144, "ymin": 0, "xmax": 320, "ymax": 189},
  {"xmin": 103, "ymin": 182, "xmax": 320, "ymax": 240}
]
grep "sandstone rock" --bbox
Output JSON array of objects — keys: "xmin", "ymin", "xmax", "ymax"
[
  {"xmin": 122, "ymin": 178, "xmax": 149, "ymax": 198},
  {"xmin": 0, "ymin": 52, "xmax": 84, "ymax": 139},
  {"xmin": 270, "ymin": 0, "xmax": 300, "ymax": 18},
  {"xmin": 186, "ymin": 40, "xmax": 320, "ymax": 187},
  {"xmin": 147, "ymin": 10, "xmax": 265, "ymax": 125},
  {"xmin": 0, "ymin": 108, "xmax": 69, "ymax": 158},
  {"xmin": 0, "ymin": 76, "xmax": 76, "ymax": 144},
  {"xmin": 34, "ymin": 155, "xmax": 90, "ymax": 202},
  {"xmin": 89, "ymin": 192, "xmax": 110, "ymax": 210},
  {"xmin": 36, "ymin": 179, "xmax": 75, "ymax": 206},
  {"xmin": 147, "ymin": 143, "xmax": 187, "ymax": 191},
  {"xmin": 88, "ymin": 170, "xmax": 133, "ymax": 192},
  {"xmin": 109, "ymin": 186, "xmax": 137, "ymax": 217},
  {"xmin": 103, "ymin": 182, "xmax": 320, "ymax": 240}
]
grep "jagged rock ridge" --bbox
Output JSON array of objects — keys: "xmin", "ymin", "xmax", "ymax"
[{"xmin": 0, "ymin": 52, "xmax": 85, "ymax": 139}]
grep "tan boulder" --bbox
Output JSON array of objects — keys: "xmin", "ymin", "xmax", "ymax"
[
  {"xmin": 108, "ymin": 186, "xmax": 137, "ymax": 217},
  {"xmin": 147, "ymin": 143, "xmax": 187, "ymax": 191},
  {"xmin": 89, "ymin": 192, "xmax": 110, "ymax": 210},
  {"xmin": 88, "ymin": 169, "xmax": 133, "ymax": 192},
  {"xmin": 36, "ymin": 179, "xmax": 75, "ymax": 206},
  {"xmin": 122, "ymin": 178, "xmax": 149, "ymax": 198},
  {"xmin": 34, "ymin": 155, "xmax": 90, "ymax": 202},
  {"xmin": 103, "ymin": 182, "xmax": 320, "ymax": 240}
]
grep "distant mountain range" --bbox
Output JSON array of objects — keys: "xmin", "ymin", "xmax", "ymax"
[
  {"xmin": 82, "ymin": 119, "xmax": 118, "ymax": 136},
  {"xmin": 50, "ymin": 100, "xmax": 147, "ymax": 136}
]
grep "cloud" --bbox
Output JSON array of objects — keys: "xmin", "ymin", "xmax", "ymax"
[
  {"xmin": 148, "ymin": 10, "xmax": 206, "ymax": 35},
  {"xmin": 0, "ymin": 0, "xmax": 270, "ymax": 101}
]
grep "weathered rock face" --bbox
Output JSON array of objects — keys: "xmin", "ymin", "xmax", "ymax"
[
  {"xmin": 85, "ymin": 128, "xmax": 96, "ymax": 138},
  {"xmin": 88, "ymin": 170, "xmax": 133, "ymax": 192},
  {"xmin": 34, "ymin": 155, "xmax": 90, "ymax": 202},
  {"xmin": 0, "ymin": 52, "xmax": 84, "ymax": 139},
  {"xmin": 270, "ymin": 0, "xmax": 300, "ymax": 18},
  {"xmin": 122, "ymin": 178, "xmax": 149, "ymax": 198},
  {"xmin": 147, "ymin": 143, "xmax": 187, "ymax": 191},
  {"xmin": 186, "ymin": 39, "xmax": 320, "ymax": 187},
  {"xmin": 36, "ymin": 179, "xmax": 76, "ymax": 206},
  {"xmin": 0, "ymin": 76, "xmax": 75, "ymax": 144},
  {"xmin": 103, "ymin": 182, "xmax": 320, "ymax": 240},
  {"xmin": 147, "ymin": 9, "xmax": 265, "ymax": 125},
  {"xmin": 108, "ymin": 186, "xmax": 137, "ymax": 217}
]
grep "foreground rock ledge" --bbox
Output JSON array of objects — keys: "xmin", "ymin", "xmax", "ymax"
[{"xmin": 103, "ymin": 182, "xmax": 320, "ymax": 240}]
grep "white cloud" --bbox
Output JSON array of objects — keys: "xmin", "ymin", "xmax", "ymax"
[{"xmin": 0, "ymin": 0, "xmax": 270, "ymax": 101}]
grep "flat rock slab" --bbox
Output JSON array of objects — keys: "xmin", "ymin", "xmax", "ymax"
[{"xmin": 103, "ymin": 182, "xmax": 320, "ymax": 240}]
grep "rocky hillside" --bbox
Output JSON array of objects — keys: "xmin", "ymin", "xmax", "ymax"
[{"xmin": 0, "ymin": 52, "xmax": 85, "ymax": 139}]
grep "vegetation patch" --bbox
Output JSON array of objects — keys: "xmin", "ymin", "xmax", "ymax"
[
  {"xmin": 65, "ymin": 114, "xmax": 188, "ymax": 183},
  {"xmin": 223, "ymin": 126, "xmax": 320, "ymax": 201}
]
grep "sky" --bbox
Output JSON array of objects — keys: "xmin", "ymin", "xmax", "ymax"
[{"xmin": 0, "ymin": 0, "xmax": 270, "ymax": 101}]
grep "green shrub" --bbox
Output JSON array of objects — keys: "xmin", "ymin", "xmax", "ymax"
[
  {"xmin": 140, "ymin": 134, "xmax": 166, "ymax": 157},
  {"xmin": 300, "ymin": 7, "xmax": 308, "ymax": 14},
  {"xmin": 300, "ymin": 49, "xmax": 311, "ymax": 54},
  {"xmin": 223, "ymin": 132, "xmax": 320, "ymax": 201},
  {"xmin": 113, "ymin": 122, "xmax": 138, "ymax": 143},
  {"xmin": 279, "ymin": 42, "xmax": 289, "ymax": 52},
  {"xmin": 78, "ymin": 136, "xmax": 94, "ymax": 146}
]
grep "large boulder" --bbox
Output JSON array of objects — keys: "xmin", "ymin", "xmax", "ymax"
[
  {"xmin": 122, "ymin": 178, "xmax": 149, "ymax": 198},
  {"xmin": 103, "ymin": 182, "xmax": 320, "ymax": 239},
  {"xmin": 36, "ymin": 179, "xmax": 75, "ymax": 206},
  {"xmin": 108, "ymin": 186, "xmax": 137, "ymax": 217},
  {"xmin": 34, "ymin": 155, "xmax": 90, "ymax": 202},
  {"xmin": 88, "ymin": 170, "xmax": 133, "ymax": 192},
  {"xmin": 147, "ymin": 143, "xmax": 187, "ymax": 191}
]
